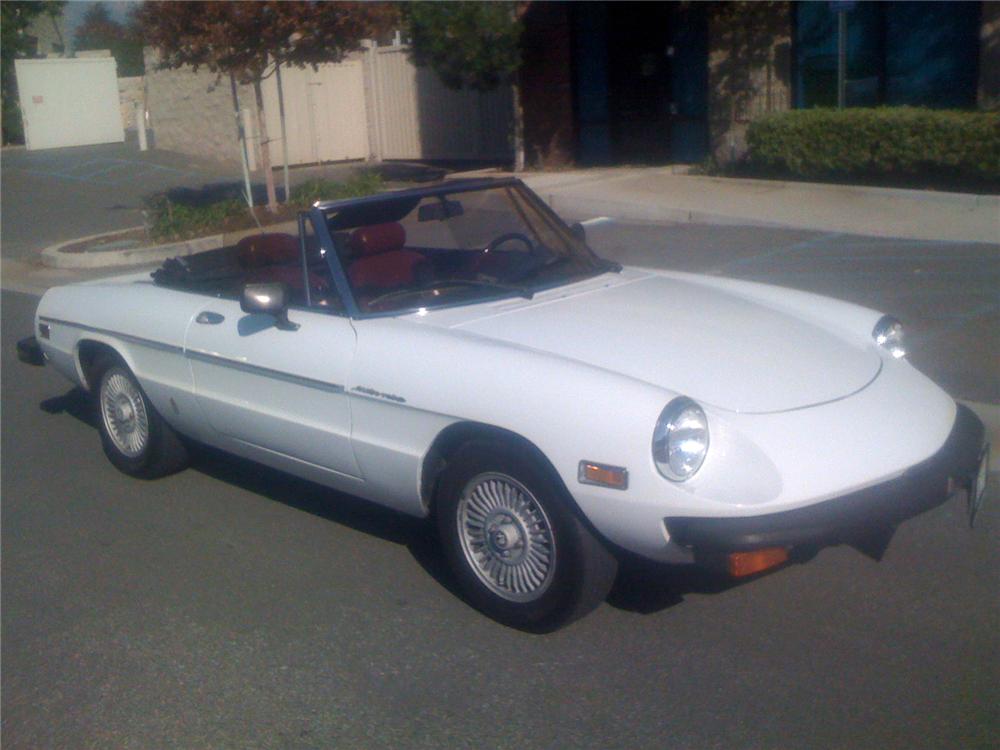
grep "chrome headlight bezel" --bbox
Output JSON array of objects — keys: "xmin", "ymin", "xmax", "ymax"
[
  {"xmin": 652, "ymin": 397, "xmax": 709, "ymax": 482},
  {"xmin": 872, "ymin": 315, "xmax": 906, "ymax": 359}
]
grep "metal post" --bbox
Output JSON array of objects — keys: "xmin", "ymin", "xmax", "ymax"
[
  {"xmin": 837, "ymin": 10, "xmax": 847, "ymax": 109},
  {"xmin": 135, "ymin": 101, "xmax": 147, "ymax": 151},
  {"xmin": 230, "ymin": 73, "xmax": 254, "ymax": 209},
  {"xmin": 276, "ymin": 62, "xmax": 290, "ymax": 204}
]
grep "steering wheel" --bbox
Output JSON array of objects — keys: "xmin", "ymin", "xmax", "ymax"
[{"xmin": 483, "ymin": 232, "xmax": 534, "ymax": 255}]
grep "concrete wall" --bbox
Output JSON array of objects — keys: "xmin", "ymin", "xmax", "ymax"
[
  {"xmin": 707, "ymin": 1, "xmax": 793, "ymax": 164},
  {"xmin": 979, "ymin": 1, "xmax": 1000, "ymax": 109},
  {"xmin": 144, "ymin": 47, "xmax": 255, "ymax": 167}
]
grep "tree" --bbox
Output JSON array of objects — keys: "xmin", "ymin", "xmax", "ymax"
[
  {"xmin": 1, "ymin": 1, "xmax": 65, "ymax": 144},
  {"xmin": 137, "ymin": 1, "xmax": 396, "ymax": 212},
  {"xmin": 405, "ymin": 2, "xmax": 526, "ymax": 170},
  {"xmin": 73, "ymin": 2, "xmax": 144, "ymax": 77}
]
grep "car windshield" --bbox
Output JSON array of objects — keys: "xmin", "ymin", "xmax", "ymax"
[{"xmin": 322, "ymin": 182, "xmax": 609, "ymax": 315}]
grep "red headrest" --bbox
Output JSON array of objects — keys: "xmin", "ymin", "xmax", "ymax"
[
  {"xmin": 349, "ymin": 222, "xmax": 406, "ymax": 257},
  {"xmin": 237, "ymin": 233, "xmax": 299, "ymax": 268}
]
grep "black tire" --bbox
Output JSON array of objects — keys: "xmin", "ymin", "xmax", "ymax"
[
  {"xmin": 435, "ymin": 439, "xmax": 618, "ymax": 631},
  {"xmin": 93, "ymin": 354, "xmax": 189, "ymax": 479}
]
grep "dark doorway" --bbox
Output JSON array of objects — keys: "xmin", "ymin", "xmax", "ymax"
[
  {"xmin": 573, "ymin": 2, "xmax": 709, "ymax": 165},
  {"xmin": 607, "ymin": 1, "xmax": 674, "ymax": 163}
]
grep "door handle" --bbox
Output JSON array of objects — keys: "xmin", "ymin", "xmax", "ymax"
[{"xmin": 196, "ymin": 311, "xmax": 225, "ymax": 325}]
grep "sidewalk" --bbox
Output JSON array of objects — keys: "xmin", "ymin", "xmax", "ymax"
[{"xmin": 503, "ymin": 168, "xmax": 1000, "ymax": 244}]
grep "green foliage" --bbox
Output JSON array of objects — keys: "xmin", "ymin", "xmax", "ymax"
[
  {"xmin": 145, "ymin": 172, "xmax": 385, "ymax": 242},
  {"xmin": 747, "ymin": 108, "xmax": 1000, "ymax": 183},
  {"xmin": 73, "ymin": 2, "xmax": 144, "ymax": 77},
  {"xmin": 405, "ymin": 2, "xmax": 522, "ymax": 91},
  {"xmin": 290, "ymin": 170, "xmax": 385, "ymax": 205},
  {"xmin": 137, "ymin": 1, "xmax": 397, "ymax": 81},
  {"xmin": 1, "ymin": 1, "xmax": 66, "ymax": 143},
  {"xmin": 145, "ymin": 196, "xmax": 248, "ymax": 242}
]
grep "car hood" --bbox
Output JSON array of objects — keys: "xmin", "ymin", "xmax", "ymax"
[{"xmin": 439, "ymin": 272, "xmax": 881, "ymax": 414}]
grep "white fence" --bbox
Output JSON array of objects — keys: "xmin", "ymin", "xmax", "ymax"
[
  {"xmin": 144, "ymin": 42, "xmax": 513, "ymax": 167},
  {"xmin": 368, "ymin": 45, "xmax": 513, "ymax": 161},
  {"xmin": 256, "ymin": 44, "xmax": 512, "ymax": 166},
  {"xmin": 262, "ymin": 60, "xmax": 369, "ymax": 166}
]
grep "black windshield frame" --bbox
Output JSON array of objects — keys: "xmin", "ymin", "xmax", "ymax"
[{"xmin": 311, "ymin": 178, "xmax": 610, "ymax": 320}]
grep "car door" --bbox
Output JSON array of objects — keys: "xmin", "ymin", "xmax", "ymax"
[
  {"xmin": 183, "ymin": 224, "xmax": 361, "ymax": 480},
  {"xmin": 185, "ymin": 300, "xmax": 360, "ymax": 479}
]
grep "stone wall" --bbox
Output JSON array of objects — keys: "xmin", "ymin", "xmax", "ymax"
[
  {"xmin": 707, "ymin": 1, "xmax": 793, "ymax": 164},
  {"xmin": 118, "ymin": 76, "xmax": 144, "ymax": 130},
  {"xmin": 979, "ymin": 1, "xmax": 1000, "ymax": 109},
  {"xmin": 143, "ymin": 47, "xmax": 257, "ymax": 167}
]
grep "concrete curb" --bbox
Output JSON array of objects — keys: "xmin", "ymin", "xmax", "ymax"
[
  {"xmin": 539, "ymin": 191, "xmax": 789, "ymax": 229},
  {"xmin": 473, "ymin": 167, "xmax": 1000, "ymax": 209},
  {"xmin": 453, "ymin": 169, "xmax": 1000, "ymax": 241},
  {"xmin": 40, "ymin": 229, "xmax": 224, "ymax": 270}
]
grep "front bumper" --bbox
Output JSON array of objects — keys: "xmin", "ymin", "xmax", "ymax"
[{"xmin": 665, "ymin": 404, "xmax": 986, "ymax": 553}]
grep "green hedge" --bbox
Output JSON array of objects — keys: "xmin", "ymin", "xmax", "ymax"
[{"xmin": 746, "ymin": 108, "xmax": 1000, "ymax": 183}]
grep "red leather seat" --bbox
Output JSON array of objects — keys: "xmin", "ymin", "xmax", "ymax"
[
  {"xmin": 347, "ymin": 223, "xmax": 426, "ymax": 289},
  {"xmin": 237, "ymin": 233, "xmax": 330, "ymax": 302},
  {"xmin": 237, "ymin": 233, "xmax": 299, "ymax": 268}
]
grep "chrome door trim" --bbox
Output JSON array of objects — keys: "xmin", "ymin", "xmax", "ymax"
[{"xmin": 184, "ymin": 349, "xmax": 345, "ymax": 394}]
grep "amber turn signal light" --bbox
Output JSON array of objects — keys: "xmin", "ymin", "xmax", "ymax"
[
  {"xmin": 578, "ymin": 461, "xmax": 629, "ymax": 490},
  {"xmin": 727, "ymin": 547, "xmax": 789, "ymax": 578}
]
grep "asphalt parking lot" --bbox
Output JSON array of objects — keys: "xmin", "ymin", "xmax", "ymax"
[
  {"xmin": 579, "ymin": 220, "xmax": 1000, "ymax": 405},
  {"xmin": 0, "ymin": 141, "xmax": 242, "ymax": 259},
  {"xmin": 2, "ymin": 215, "xmax": 997, "ymax": 748}
]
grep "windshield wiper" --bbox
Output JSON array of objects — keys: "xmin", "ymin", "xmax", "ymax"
[{"xmin": 456, "ymin": 278, "xmax": 534, "ymax": 299}]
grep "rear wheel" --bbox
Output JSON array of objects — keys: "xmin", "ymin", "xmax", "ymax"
[
  {"xmin": 436, "ymin": 440, "xmax": 617, "ymax": 631},
  {"xmin": 94, "ymin": 355, "xmax": 188, "ymax": 478}
]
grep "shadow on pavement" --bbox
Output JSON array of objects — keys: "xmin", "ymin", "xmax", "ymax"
[{"xmin": 39, "ymin": 385, "xmax": 744, "ymax": 618}]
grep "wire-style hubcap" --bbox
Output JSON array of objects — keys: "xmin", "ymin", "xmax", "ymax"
[
  {"xmin": 457, "ymin": 472, "xmax": 556, "ymax": 602},
  {"xmin": 100, "ymin": 371, "xmax": 149, "ymax": 458}
]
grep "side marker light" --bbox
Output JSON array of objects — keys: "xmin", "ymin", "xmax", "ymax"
[
  {"xmin": 727, "ymin": 547, "xmax": 789, "ymax": 578},
  {"xmin": 578, "ymin": 461, "xmax": 629, "ymax": 490}
]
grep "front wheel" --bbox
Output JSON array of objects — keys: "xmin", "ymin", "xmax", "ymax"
[
  {"xmin": 95, "ymin": 355, "xmax": 189, "ymax": 478},
  {"xmin": 436, "ymin": 440, "xmax": 618, "ymax": 631}
]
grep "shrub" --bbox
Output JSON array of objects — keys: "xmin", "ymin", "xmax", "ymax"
[
  {"xmin": 289, "ymin": 170, "xmax": 385, "ymax": 205},
  {"xmin": 145, "ymin": 171, "xmax": 385, "ymax": 242},
  {"xmin": 746, "ymin": 108, "xmax": 1000, "ymax": 184}
]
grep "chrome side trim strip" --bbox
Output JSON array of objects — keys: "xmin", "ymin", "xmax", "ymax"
[
  {"xmin": 42, "ymin": 316, "xmax": 346, "ymax": 396},
  {"xmin": 39, "ymin": 317, "xmax": 183, "ymax": 355},
  {"xmin": 185, "ymin": 349, "xmax": 345, "ymax": 394}
]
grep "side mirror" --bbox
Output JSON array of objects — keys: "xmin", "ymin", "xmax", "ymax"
[
  {"xmin": 570, "ymin": 222, "xmax": 586, "ymax": 242},
  {"xmin": 241, "ymin": 282, "xmax": 299, "ymax": 331}
]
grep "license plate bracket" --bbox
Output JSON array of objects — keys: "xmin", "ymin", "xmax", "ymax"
[{"xmin": 968, "ymin": 443, "xmax": 990, "ymax": 528}]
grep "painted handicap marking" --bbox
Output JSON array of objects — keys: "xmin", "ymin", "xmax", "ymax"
[
  {"xmin": 712, "ymin": 232, "xmax": 846, "ymax": 274},
  {"xmin": 10, "ymin": 157, "xmax": 208, "ymax": 186}
]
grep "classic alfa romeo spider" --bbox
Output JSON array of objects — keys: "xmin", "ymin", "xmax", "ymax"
[{"xmin": 19, "ymin": 178, "xmax": 989, "ymax": 630}]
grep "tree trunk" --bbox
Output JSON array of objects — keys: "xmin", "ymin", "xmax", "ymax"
[
  {"xmin": 512, "ymin": 75, "xmax": 525, "ymax": 172},
  {"xmin": 275, "ymin": 63, "xmax": 291, "ymax": 204},
  {"xmin": 252, "ymin": 78, "xmax": 278, "ymax": 213}
]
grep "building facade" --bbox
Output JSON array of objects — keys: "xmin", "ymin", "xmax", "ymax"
[{"xmin": 522, "ymin": 1, "xmax": 999, "ymax": 168}]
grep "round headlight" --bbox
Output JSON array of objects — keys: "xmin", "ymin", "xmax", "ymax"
[
  {"xmin": 653, "ymin": 397, "xmax": 709, "ymax": 481},
  {"xmin": 873, "ymin": 315, "xmax": 906, "ymax": 359}
]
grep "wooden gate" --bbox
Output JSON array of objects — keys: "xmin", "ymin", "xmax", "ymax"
[{"xmin": 261, "ymin": 60, "xmax": 369, "ymax": 166}]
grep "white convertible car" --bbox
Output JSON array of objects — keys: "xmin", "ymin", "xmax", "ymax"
[{"xmin": 19, "ymin": 178, "xmax": 989, "ymax": 630}]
